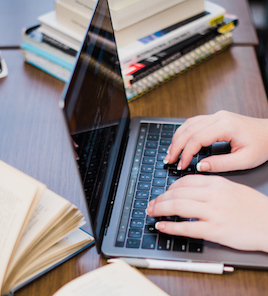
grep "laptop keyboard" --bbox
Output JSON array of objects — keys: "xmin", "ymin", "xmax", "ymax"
[{"xmin": 116, "ymin": 123, "xmax": 211, "ymax": 253}]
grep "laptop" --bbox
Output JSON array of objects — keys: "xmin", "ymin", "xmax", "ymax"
[{"xmin": 60, "ymin": 0, "xmax": 268, "ymax": 269}]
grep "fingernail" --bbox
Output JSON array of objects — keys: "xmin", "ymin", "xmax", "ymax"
[
  {"xmin": 163, "ymin": 154, "xmax": 170, "ymax": 164},
  {"xmin": 177, "ymin": 161, "xmax": 182, "ymax": 170},
  {"xmin": 155, "ymin": 222, "xmax": 165, "ymax": 231},
  {"xmin": 196, "ymin": 162, "xmax": 210, "ymax": 172}
]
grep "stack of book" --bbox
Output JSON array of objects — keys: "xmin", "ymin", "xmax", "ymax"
[{"xmin": 20, "ymin": 0, "xmax": 238, "ymax": 100}]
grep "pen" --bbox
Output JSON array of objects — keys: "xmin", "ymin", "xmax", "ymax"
[{"xmin": 108, "ymin": 258, "xmax": 234, "ymax": 274}]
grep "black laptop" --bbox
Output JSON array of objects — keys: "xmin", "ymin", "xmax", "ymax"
[{"xmin": 61, "ymin": 0, "xmax": 268, "ymax": 268}]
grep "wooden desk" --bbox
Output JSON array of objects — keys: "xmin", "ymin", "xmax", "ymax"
[
  {"xmin": 0, "ymin": 0, "xmax": 55, "ymax": 48},
  {"xmin": 1, "ymin": 44, "xmax": 268, "ymax": 296}
]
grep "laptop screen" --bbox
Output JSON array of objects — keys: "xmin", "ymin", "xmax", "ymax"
[{"xmin": 62, "ymin": 0, "xmax": 130, "ymax": 251}]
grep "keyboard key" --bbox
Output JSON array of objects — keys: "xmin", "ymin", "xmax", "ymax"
[
  {"xmin": 160, "ymin": 139, "xmax": 172, "ymax": 145},
  {"xmin": 142, "ymin": 156, "xmax": 155, "ymax": 165},
  {"xmin": 156, "ymin": 161, "xmax": 165, "ymax": 170},
  {"xmin": 142, "ymin": 235, "xmax": 157, "ymax": 249},
  {"xmin": 162, "ymin": 124, "xmax": 175, "ymax": 131},
  {"xmin": 198, "ymin": 146, "xmax": 211, "ymax": 155},
  {"xmin": 158, "ymin": 234, "xmax": 172, "ymax": 250},
  {"xmin": 134, "ymin": 200, "xmax": 148, "ymax": 209},
  {"xmin": 136, "ymin": 191, "xmax": 149, "ymax": 199},
  {"xmin": 128, "ymin": 228, "xmax": 142, "ymax": 238},
  {"xmin": 149, "ymin": 123, "xmax": 161, "ymax": 134},
  {"xmin": 130, "ymin": 219, "xmax": 144, "ymax": 228},
  {"xmin": 153, "ymin": 178, "xmax": 166, "ymax": 187},
  {"xmin": 139, "ymin": 173, "xmax": 152, "ymax": 182},
  {"xmin": 146, "ymin": 215, "xmax": 158, "ymax": 224},
  {"xmin": 173, "ymin": 237, "xmax": 188, "ymax": 252},
  {"xmin": 155, "ymin": 170, "xmax": 167, "ymax": 178},
  {"xmin": 151, "ymin": 187, "xmax": 165, "ymax": 195},
  {"xmin": 158, "ymin": 146, "xmax": 168, "ymax": 153},
  {"xmin": 188, "ymin": 239, "xmax": 203, "ymax": 253},
  {"xmin": 169, "ymin": 169, "xmax": 181, "ymax": 177},
  {"xmin": 141, "ymin": 164, "xmax": 154, "ymax": 173},
  {"xmin": 146, "ymin": 141, "xmax": 157, "ymax": 149},
  {"xmin": 167, "ymin": 176, "xmax": 179, "ymax": 185},
  {"xmin": 157, "ymin": 153, "xmax": 166, "ymax": 161},
  {"xmin": 126, "ymin": 238, "xmax": 141, "ymax": 248},
  {"xmin": 144, "ymin": 224, "xmax": 158, "ymax": 233},
  {"xmin": 144, "ymin": 149, "xmax": 157, "ymax": 157},
  {"xmin": 148, "ymin": 134, "xmax": 159, "ymax": 141},
  {"xmin": 161, "ymin": 131, "xmax": 173, "ymax": 138},
  {"xmin": 137, "ymin": 182, "xmax": 151, "ymax": 190},
  {"xmin": 132, "ymin": 209, "xmax": 145, "ymax": 218}
]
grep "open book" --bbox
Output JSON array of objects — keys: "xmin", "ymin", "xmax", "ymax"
[
  {"xmin": 0, "ymin": 160, "xmax": 94, "ymax": 296},
  {"xmin": 53, "ymin": 260, "xmax": 170, "ymax": 296}
]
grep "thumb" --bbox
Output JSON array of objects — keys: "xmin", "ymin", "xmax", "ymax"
[{"xmin": 197, "ymin": 153, "xmax": 247, "ymax": 173}]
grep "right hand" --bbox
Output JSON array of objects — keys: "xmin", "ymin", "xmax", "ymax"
[{"xmin": 164, "ymin": 110, "xmax": 268, "ymax": 172}]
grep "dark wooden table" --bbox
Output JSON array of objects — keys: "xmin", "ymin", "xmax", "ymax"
[{"xmin": 1, "ymin": 1, "xmax": 268, "ymax": 296}]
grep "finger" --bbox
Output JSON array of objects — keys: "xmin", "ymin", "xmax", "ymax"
[
  {"xmin": 155, "ymin": 220, "xmax": 208, "ymax": 240},
  {"xmin": 168, "ymin": 174, "xmax": 213, "ymax": 191},
  {"xmin": 147, "ymin": 198, "xmax": 208, "ymax": 220},
  {"xmin": 153, "ymin": 186, "xmax": 209, "ymax": 205},
  {"xmin": 177, "ymin": 121, "xmax": 232, "ymax": 170},
  {"xmin": 196, "ymin": 150, "xmax": 253, "ymax": 172},
  {"xmin": 168, "ymin": 117, "xmax": 226, "ymax": 166},
  {"xmin": 164, "ymin": 115, "xmax": 209, "ymax": 164},
  {"xmin": 172, "ymin": 115, "xmax": 209, "ymax": 143}
]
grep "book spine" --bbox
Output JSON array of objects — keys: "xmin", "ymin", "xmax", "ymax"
[
  {"xmin": 55, "ymin": 0, "xmax": 92, "ymax": 37},
  {"xmin": 58, "ymin": 0, "xmax": 95, "ymax": 13},
  {"xmin": 21, "ymin": 48, "xmax": 72, "ymax": 82},
  {"xmin": 124, "ymin": 29, "xmax": 219, "ymax": 83},
  {"xmin": 21, "ymin": 42, "xmax": 75, "ymax": 71},
  {"xmin": 125, "ymin": 32, "xmax": 233, "ymax": 101},
  {"xmin": 42, "ymin": 33, "xmax": 77, "ymax": 57},
  {"xmin": 118, "ymin": 11, "xmax": 225, "ymax": 70}
]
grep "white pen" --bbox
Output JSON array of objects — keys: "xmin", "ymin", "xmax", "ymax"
[{"xmin": 108, "ymin": 258, "xmax": 234, "ymax": 275}]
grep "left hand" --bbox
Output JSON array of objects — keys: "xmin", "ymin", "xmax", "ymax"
[{"xmin": 146, "ymin": 174, "xmax": 268, "ymax": 252}]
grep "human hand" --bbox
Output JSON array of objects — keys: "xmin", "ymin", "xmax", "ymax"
[
  {"xmin": 164, "ymin": 110, "xmax": 268, "ymax": 172},
  {"xmin": 146, "ymin": 174, "xmax": 268, "ymax": 252}
]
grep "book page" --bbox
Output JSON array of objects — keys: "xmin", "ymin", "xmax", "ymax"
[
  {"xmin": 10, "ymin": 229, "xmax": 94, "ymax": 293},
  {"xmin": 0, "ymin": 161, "xmax": 46, "ymax": 293},
  {"xmin": 5, "ymin": 189, "xmax": 72, "ymax": 276},
  {"xmin": 53, "ymin": 260, "xmax": 169, "ymax": 296}
]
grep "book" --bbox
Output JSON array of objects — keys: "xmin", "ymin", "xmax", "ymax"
[
  {"xmin": 0, "ymin": 160, "xmax": 94, "ymax": 296},
  {"xmin": 52, "ymin": 260, "xmax": 169, "ymax": 296},
  {"xmin": 38, "ymin": 1, "xmax": 222, "ymax": 70},
  {"xmin": 22, "ymin": 26, "xmax": 77, "ymax": 64},
  {"xmin": 21, "ymin": 47, "xmax": 71, "ymax": 82},
  {"xmin": 124, "ymin": 32, "xmax": 233, "ymax": 101},
  {"xmin": 124, "ymin": 14, "xmax": 238, "ymax": 85},
  {"xmin": 55, "ymin": 0, "xmax": 93, "ymax": 38},
  {"xmin": 58, "ymin": 0, "xmax": 203, "ymax": 31},
  {"xmin": 114, "ymin": 0, "xmax": 205, "ymax": 47},
  {"xmin": 118, "ymin": 1, "xmax": 226, "ymax": 69},
  {"xmin": 38, "ymin": 11, "xmax": 83, "ymax": 52}
]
